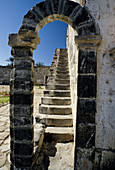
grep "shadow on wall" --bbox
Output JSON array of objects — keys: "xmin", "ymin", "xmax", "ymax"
[{"xmin": 32, "ymin": 141, "xmax": 57, "ymax": 169}]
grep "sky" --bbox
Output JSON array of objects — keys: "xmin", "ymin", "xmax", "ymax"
[{"xmin": 0, "ymin": 0, "xmax": 68, "ymax": 66}]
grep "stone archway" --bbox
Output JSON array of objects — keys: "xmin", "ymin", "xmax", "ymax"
[{"xmin": 8, "ymin": 0, "xmax": 101, "ymax": 169}]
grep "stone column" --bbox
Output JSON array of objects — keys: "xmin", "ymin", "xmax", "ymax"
[
  {"xmin": 75, "ymin": 35, "xmax": 101, "ymax": 169},
  {"xmin": 8, "ymin": 32, "xmax": 40, "ymax": 169}
]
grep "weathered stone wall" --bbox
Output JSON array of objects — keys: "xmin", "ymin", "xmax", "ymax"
[
  {"xmin": 67, "ymin": 26, "xmax": 78, "ymax": 139},
  {"xmin": 34, "ymin": 66, "xmax": 50, "ymax": 84},
  {"xmin": 0, "ymin": 66, "xmax": 50, "ymax": 85},
  {"xmin": 86, "ymin": 1, "xmax": 115, "ymax": 169},
  {"xmin": 67, "ymin": 0, "xmax": 115, "ymax": 169},
  {"xmin": 0, "ymin": 66, "xmax": 12, "ymax": 84}
]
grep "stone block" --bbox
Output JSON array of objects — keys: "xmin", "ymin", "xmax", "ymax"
[
  {"xmin": 77, "ymin": 99, "xmax": 96, "ymax": 124},
  {"xmin": 14, "ymin": 128, "xmax": 33, "ymax": 141},
  {"xmin": 10, "ymin": 93, "xmax": 33, "ymax": 105},
  {"xmin": 75, "ymin": 148, "xmax": 95, "ymax": 170},
  {"xmin": 35, "ymin": 1, "xmax": 49, "ymax": 17},
  {"xmin": 78, "ymin": 22, "xmax": 97, "ymax": 35},
  {"xmin": 75, "ymin": 7, "xmax": 90, "ymax": 26},
  {"xmin": 78, "ymin": 49, "xmax": 97, "ymax": 73},
  {"xmin": 62, "ymin": 1, "xmax": 80, "ymax": 17},
  {"xmin": 12, "ymin": 47, "xmax": 33, "ymax": 58},
  {"xmin": 12, "ymin": 105, "xmax": 33, "ymax": 117},
  {"xmin": 11, "ymin": 116, "xmax": 33, "ymax": 127},
  {"xmin": 14, "ymin": 69, "xmax": 33, "ymax": 81},
  {"xmin": 14, "ymin": 155, "xmax": 32, "ymax": 168},
  {"xmin": 76, "ymin": 124, "xmax": 95, "ymax": 148},
  {"xmin": 14, "ymin": 59, "xmax": 34, "ymax": 69},
  {"xmin": 52, "ymin": 0, "xmax": 60, "ymax": 14},
  {"xmin": 14, "ymin": 80, "xmax": 33, "ymax": 93},
  {"xmin": 78, "ymin": 75, "xmax": 96, "ymax": 98},
  {"xmin": 14, "ymin": 142, "xmax": 33, "ymax": 155},
  {"xmin": 94, "ymin": 149, "xmax": 115, "ymax": 170}
]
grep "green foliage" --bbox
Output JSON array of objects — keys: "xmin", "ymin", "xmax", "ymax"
[
  {"xmin": 34, "ymin": 82, "xmax": 43, "ymax": 89},
  {"xmin": 38, "ymin": 86, "xmax": 43, "ymax": 89},
  {"xmin": 0, "ymin": 91, "xmax": 9, "ymax": 104},
  {"xmin": 6, "ymin": 57, "xmax": 14, "ymax": 67},
  {"xmin": 35, "ymin": 62, "xmax": 45, "ymax": 66},
  {"xmin": 34, "ymin": 82, "xmax": 39, "ymax": 86}
]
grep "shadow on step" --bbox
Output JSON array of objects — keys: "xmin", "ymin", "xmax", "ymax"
[{"xmin": 32, "ymin": 141, "xmax": 57, "ymax": 170}]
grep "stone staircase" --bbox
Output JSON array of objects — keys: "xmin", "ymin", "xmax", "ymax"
[{"xmin": 35, "ymin": 49, "xmax": 73, "ymax": 142}]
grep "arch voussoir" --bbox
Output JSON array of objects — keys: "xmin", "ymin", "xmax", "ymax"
[
  {"xmin": 19, "ymin": 0, "xmax": 98, "ymax": 36},
  {"xmin": 77, "ymin": 21, "xmax": 97, "ymax": 35}
]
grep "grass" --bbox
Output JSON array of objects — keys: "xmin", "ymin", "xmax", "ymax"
[
  {"xmin": 37, "ymin": 86, "xmax": 43, "ymax": 89},
  {"xmin": 34, "ymin": 82, "xmax": 43, "ymax": 89},
  {"xmin": 0, "ymin": 91, "xmax": 9, "ymax": 104}
]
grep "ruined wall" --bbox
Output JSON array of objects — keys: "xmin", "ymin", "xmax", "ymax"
[
  {"xmin": 67, "ymin": 0, "xmax": 115, "ymax": 169},
  {"xmin": 34, "ymin": 66, "xmax": 50, "ymax": 84},
  {"xmin": 0, "ymin": 66, "xmax": 12, "ymax": 84},
  {"xmin": 0, "ymin": 66, "xmax": 50, "ymax": 85}
]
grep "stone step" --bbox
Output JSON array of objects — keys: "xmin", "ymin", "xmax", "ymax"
[
  {"xmin": 41, "ymin": 97, "xmax": 71, "ymax": 105},
  {"xmin": 58, "ymin": 59, "xmax": 68, "ymax": 62},
  {"xmin": 56, "ymin": 70, "xmax": 69, "ymax": 74},
  {"xmin": 46, "ymin": 84, "xmax": 70, "ymax": 90},
  {"xmin": 57, "ymin": 67, "xmax": 69, "ymax": 72},
  {"xmin": 36, "ymin": 114, "xmax": 73, "ymax": 127},
  {"xmin": 58, "ymin": 59, "xmax": 68, "ymax": 63},
  {"xmin": 48, "ymin": 71, "xmax": 56, "ymax": 76},
  {"xmin": 59, "ymin": 50, "xmax": 67, "ymax": 55},
  {"xmin": 56, "ymin": 74, "xmax": 70, "ymax": 79},
  {"xmin": 55, "ymin": 79, "xmax": 70, "ymax": 84},
  {"xmin": 44, "ymin": 90, "xmax": 71, "ymax": 97},
  {"xmin": 58, "ymin": 60, "xmax": 68, "ymax": 65},
  {"xmin": 39, "ymin": 104, "xmax": 72, "ymax": 115},
  {"xmin": 58, "ymin": 63, "xmax": 68, "ymax": 67},
  {"xmin": 59, "ymin": 56, "xmax": 68, "ymax": 59},
  {"xmin": 44, "ymin": 127, "xmax": 74, "ymax": 142},
  {"xmin": 57, "ymin": 65, "xmax": 68, "ymax": 69},
  {"xmin": 60, "ymin": 49, "xmax": 67, "ymax": 52},
  {"xmin": 55, "ymin": 84, "xmax": 70, "ymax": 90}
]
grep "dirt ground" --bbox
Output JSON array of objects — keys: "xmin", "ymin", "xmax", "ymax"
[{"xmin": 0, "ymin": 85, "xmax": 10, "ymax": 92}]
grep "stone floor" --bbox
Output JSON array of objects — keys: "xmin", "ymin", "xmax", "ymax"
[
  {"xmin": 33, "ymin": 141, "xmax": 74, "ymax": 170},
  {"xmin": 0, "ymin": 104, "xmax": 10, "ymax": 170},
  {"xmin": 0, "ymin": 86, "xmax": 74, "ymax": 170}
]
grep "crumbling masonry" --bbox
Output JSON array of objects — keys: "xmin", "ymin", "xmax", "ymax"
[{"xmin": 8, "ymin": 0, "xmax": 115, "ymax": 169}]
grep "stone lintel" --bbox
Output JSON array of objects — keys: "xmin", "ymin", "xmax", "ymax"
[
  {"xmin": 75, "ymin": 35, "xmax": 102, "ymax": 48},
  {"xmin": 8, "ymin": 30, "xmax": 40, "ymax": 50}
]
